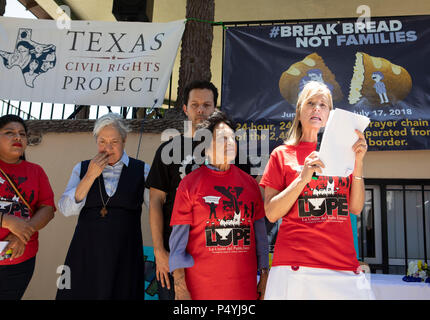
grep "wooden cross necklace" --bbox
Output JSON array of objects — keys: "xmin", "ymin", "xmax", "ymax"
[{"xmin": 98, "ymin": 176, "xmax": 111, "ymax": 217}]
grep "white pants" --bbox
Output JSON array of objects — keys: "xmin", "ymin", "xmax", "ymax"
[{"xmin": 265, "ymin": 266, "xmax": 375, "ymax": 300}]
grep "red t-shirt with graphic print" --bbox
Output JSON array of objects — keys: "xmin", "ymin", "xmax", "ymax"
[
  {"xmin": 259, "ymin": 142, "xmax": 359, "ymax": 271},
  {"xmin": 0, "ymin": 160, "xmax": 56, "ymax": 265},
  {"xmin": 170, "ymin": 165, "xmax": 264, "ymax": 300}
]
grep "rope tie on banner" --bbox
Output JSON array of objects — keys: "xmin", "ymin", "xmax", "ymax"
[{"xmin": 186, "ymin": 17, "xmax": 226, "ymax": 29}]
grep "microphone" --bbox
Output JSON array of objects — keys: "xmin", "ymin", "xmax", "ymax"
[{"xmin": 312, "ymin": 127, "xmax": 325, "ymax": 180}]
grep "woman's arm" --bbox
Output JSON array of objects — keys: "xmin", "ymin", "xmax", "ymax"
[
  {"xmin": 168, "ymin": 179, "xmax": 194, "ymax": 300},
  {"xmin": 1, "ymin": 205, "xmax": 54, "ymax": 260},
  {"xmin": 349, "ymin": 130, "xmax": 368, "ymax": 215},
  {"xmin": 27, "ymin": 205, "xmax": 54, "ymax": 232},
  {"xmin": 254, "ymin": 217, "xmax": 269, "ymax": 300},
  {"xmin": 1, "ymin": 214, "xmax": 35, "ymax": 244},
  {"xmin": 169, "ymin": 224, "xmax": 194, "ymax": 272},
  {"xmin": 58, "ymin": 163, "xmax": 85, "ymax": 217},
  {"xmin": 149, "ymin": 187, "xmax": 171, "ymax": 290},
  {"xmin": 264, "ymin": 151, "xmax": 324, "ymax": 223},
  {"xmin": 169, "ymin": 224, "xmax": 194, "ymax": 300},
  {"xmin": 172, "ymin": 268, "xmax": 191, "ymax": 300},
  {"xmin": 254, "ymin": 218, "xmax": 269, "ymax": 269},
  {"xmin": 74, "ymin": 152, "xmax": 109, "ymax": 202},
  {"xmin": 59, "ymin": 153, "xmax": 109, "ymax": 217},
  {"xmin": 349, "ymin": 159, "xmax": 365, "ymax": 215},
  {"xmin": 264, "ymin": 178, "xmax": 307, "ymax": 223},
  {"xmin": 7, "ymin": 205, "xmax": 54, "ymax": 247}
]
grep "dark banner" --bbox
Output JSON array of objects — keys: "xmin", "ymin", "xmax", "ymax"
[{"xmin": 222, "ymin": 15, "xmax": 430, "ymax": 151}]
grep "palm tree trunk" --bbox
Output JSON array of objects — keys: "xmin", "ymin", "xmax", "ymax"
[{"xmin": 173, "ymin": 0, "xmax": 215, "ymax": 112}]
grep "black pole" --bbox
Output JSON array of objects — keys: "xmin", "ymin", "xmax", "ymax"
[
  {"xmin": 402, "ymin": 186, "xmax": 408, "ymax": 274},
  {"xmin": 421, "ymin": 185, "xmax": 428, "ymax": 263}
]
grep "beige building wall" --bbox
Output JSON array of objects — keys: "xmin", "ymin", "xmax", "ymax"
[{"xmin": 17, "ymin": 0, "xmax": 430, "ymax": 299}]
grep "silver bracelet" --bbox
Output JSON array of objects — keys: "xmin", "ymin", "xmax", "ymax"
[{"xmin": 353, "ymin": 176, "xmax": 364, "ymax": 180}]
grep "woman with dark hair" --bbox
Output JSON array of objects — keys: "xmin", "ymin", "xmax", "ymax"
[
  {"xmin": 168, "ymin": 110, "xmax": 269, "ymax": 300},
  {"xmin": 0, "ymin": 114, "xmax": 56, "ymax": 300}
]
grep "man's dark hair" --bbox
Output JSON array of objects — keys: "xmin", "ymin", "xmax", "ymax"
[
  {"xmin": 183, "ymin": 80, "xmax": 218, "ymax": 107},
  {"xmin": 196, "ymin": 109, "xmax": 235, "ymax": 133}
]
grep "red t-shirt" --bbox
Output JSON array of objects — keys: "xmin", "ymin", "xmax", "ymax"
[
  {"xmin": 0, "ymin": 160, "xmax": 56, "ymax": 265},
  {"xmin": 170, "ymin": 165, "xmax": 264, "ymax": 300},
  {"xmin": 260, "ymin": 142, "xmax": 359, "ymax": 271}
]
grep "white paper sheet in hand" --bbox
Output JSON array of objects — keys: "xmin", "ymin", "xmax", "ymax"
[
  {"xmin": 0, "ymin": 241, "xmax": 8, "ymax": 252},
  {"xmin": 318, "ymin": 108, "xmax": 370, "ymax": 177}
]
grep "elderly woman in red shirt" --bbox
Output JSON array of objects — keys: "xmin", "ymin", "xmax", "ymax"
[{"xmin": 169, "ymin": 110, "xmax": 269, "ymax": 300}]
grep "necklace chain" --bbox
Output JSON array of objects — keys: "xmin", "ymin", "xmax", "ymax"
[{"xmin": 98, "ymin": 176, "xmax": 111, "ymax": 217}]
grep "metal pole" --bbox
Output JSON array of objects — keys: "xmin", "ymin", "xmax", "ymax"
[
  {"xmin": 168, "ymin": 74, "xmax": 172, "ymax": 109},
  {"xmin": 28, "ymin": 102, "xmax": 32, "ymax": 120},
  {"xmin": 39, "ymin": 103, "xmax": 43, "ymax": 119},
  {"xmin": 380, "ymin": 185, "xmax": 389, "ymax": 274},
  {"xmin": 402, "ymin": 186, "xmax": 408, "ymax": 274},
  {"xmin": 421, "ymin": 185, "xmax": 428, "ymax": 263}
]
